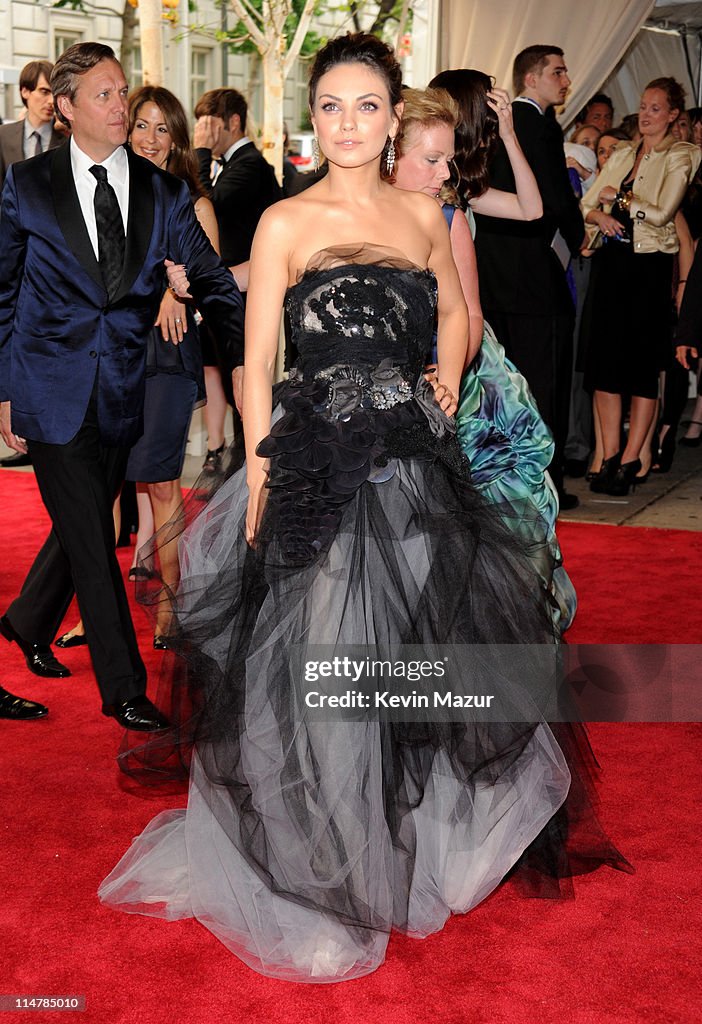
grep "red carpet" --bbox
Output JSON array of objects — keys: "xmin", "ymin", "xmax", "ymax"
[{"xmin": 1, "ymin": 472, "xmax": 700, "ymax": 1024}]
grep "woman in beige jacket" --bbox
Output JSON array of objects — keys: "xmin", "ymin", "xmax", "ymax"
[{"xmin": 581, "ymin": 77, "xmax": 700, "ymax": 496}]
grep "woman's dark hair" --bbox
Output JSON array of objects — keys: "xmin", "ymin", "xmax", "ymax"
[
  {"xmin": 598, "ymin": 128, "xmax": 629, "ymax": 145},
  {"xmin": 128, "ymin": 86, "xmax": 204, "ymax": 199},
  {"xmin": 308, "ymin": 32, "xmax": 402, "ymax": 108},
  {"xmin": 644, "ymin": 77, "xmax": 686, "ymax": 119},
  {"xmin": 428, "ymin": 69, "xmax": 498, "ymax": 203},
  {"xmin": 308, "ymin": 32, "xmax": 403, "ymax": 179}
]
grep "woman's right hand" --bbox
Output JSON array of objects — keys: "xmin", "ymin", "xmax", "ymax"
[
  {"xmin": 245, "ymin": 471, "xmax": 269, "ymax": 547},
  {"xmin": 592, "ymin": 211, "xmax": 625, "ymax": 239},
  {"xmin": 486, "ymin": 88, "xmax": 515, "ymax": 141}
]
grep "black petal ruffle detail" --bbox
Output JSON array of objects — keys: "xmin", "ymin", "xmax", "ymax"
[{"xmin": 256, "ymin": 372, "xmax": 464, "ymax": 566}]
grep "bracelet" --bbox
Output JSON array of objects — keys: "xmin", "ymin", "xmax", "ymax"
[{"xmin": 678, "ymin": 279, "xmax": 687, "ymax": 284}]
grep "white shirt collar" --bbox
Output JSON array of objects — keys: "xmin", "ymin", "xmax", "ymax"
[
  {"xmin": 70, "ymin": 137, "xmax": 129, "ymax": 185},
  {"xmin": 222, "ymin": 135, "xmax": 251, "ymax": 163}
]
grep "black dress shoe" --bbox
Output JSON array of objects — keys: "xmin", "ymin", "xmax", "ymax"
[
  {"xmin": 103, "ymin": 695, "xmax": 170, "ymax": 732},
  {"xmin": 557, "ymin": 490, "xmax": 580, "ymax": 511},
  {"xmin": 0, "ymin": 451, "xmax": 32, "ymax": 468},
  {"xmin": 153, "ymin": 634, "xmax": 169, "ymax": 651},
  {"xmin": 0, "ymin": 614, "xmax": 71, "ymax": 678},
  {"xmin": 55, "ymin": 631, "xmax": 87, "ymax": 649},
  {"xmin": 0, "ymin": 685, "xmax": 48, "ymax": 720}
]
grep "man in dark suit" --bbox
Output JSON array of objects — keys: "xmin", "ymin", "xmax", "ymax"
[
  {"xmin": 0, "ymin": 43, "xmax": 244, "ymax": 728},
  {"xmin": 0, "ymin": 59, "xmax": 65, "ymax": 470},
  {"xmin": 474, "ymin": 45, "xmax": 585, "ymax": 509},
  {"xmin": 0, "ymin": 60, "xmax": 64, "ymax": 189},
  {"xmin": 193, "ymin": 88, "xmax": 281, "ymax": 410}
]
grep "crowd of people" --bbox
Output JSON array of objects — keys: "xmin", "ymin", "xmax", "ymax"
[{"xmin": 1, "ymin": 29, "xmax": 693, "ymax": 981}]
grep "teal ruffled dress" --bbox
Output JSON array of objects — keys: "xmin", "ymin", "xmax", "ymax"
[{"xmin": 449, "ymin": 206, "xmax": 576, "ymax": 632}]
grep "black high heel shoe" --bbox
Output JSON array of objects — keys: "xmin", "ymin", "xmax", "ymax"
[
  {"xmin": 605, "ymin": 458, "xmax": 642, "ymax": 497},
  {"xmin": 589, "ymin": 454, "xmax": 620, "ymax": 494},
  {"xmin": 651, "ymin": 429, "xmax": 677, "ymax": 472},
  {"xmin": 680, "ymin": 421, "xmax": 702, "ymax": 448}
]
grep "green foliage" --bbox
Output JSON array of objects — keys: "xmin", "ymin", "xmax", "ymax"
[{"xmin": 51, "ymin": 0, "xmax": 89, "ymax": 9}]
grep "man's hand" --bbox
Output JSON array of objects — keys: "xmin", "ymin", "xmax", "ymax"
[
  {"xmin": 0, "ymin": 401, "xmax": 28, "ymax": 454},
  {"xmin": 232, "ymin": 365, "xmax": 244, "ymax": 416},
  {"xmin": 193, "ymin": 115, "xmax": 221, "ymax": 153},
  {"xmin": 676, "ymin": 344, "xmax": 699, "ymax": 370},
  {"xmin": 155, "ymin": 288, "xmax": 188, "ymax": 345}
]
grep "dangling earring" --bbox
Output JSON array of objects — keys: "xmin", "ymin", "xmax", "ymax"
[
  {"xmin": 312, "ymin": 136, "xmax": 320, "ymax": 172},
  {"xmin": 385, "ymin": 137, "xmax": 396, "ymax": 175}
]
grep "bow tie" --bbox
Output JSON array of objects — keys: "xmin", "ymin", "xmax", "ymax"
[{"xmin": 216, "ymin": 155, "xmax": 227, "ymax": 168}]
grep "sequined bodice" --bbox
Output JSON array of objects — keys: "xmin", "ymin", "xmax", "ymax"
[{"xmin": 285, "ymin": 246, "xmax": 437, "ymax": 383}]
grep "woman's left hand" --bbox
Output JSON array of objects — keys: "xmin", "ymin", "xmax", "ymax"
[
  {"xmin": 486, "ymin": 89, "xmax": 515, "ymax": 140},
  {"xmin": 155, "ymin": 288, "xmax": 188, "ymax": 344},
  {"xmin": 428, "ymin": 377, "xmax": 457, "ymax": 417},
  {"xmin": 165, "ymin": 259, "xmax": 193, "ymax": 299}
]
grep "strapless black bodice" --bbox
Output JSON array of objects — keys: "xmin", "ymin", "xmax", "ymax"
[{"xmin": 285, "ymin": 246, "xmax": 436, "ymax": 382}]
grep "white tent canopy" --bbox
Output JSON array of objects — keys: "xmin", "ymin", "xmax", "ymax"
[
  {"xmin": 438, "ymin": 0, "xmax": 702, "ymax": 128},
  {"xmin": 604, "ymin": 1, "xmax": 702, "ymax": 121}
]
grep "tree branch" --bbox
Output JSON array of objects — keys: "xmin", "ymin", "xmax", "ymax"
[
  {"xmin": 369, "ymin": 0, "xmax": 398, "ymax": 36},
  {"xmin": 229, "ymin": 0, "xmax": 266, "ymax": 48},
  {"xmin": 283, "ymin": 0, "xmax": 316, "ymax": 76},
  {"xmin": 267, "ymin": 0, "xmax": 289, "ymax": 39}
]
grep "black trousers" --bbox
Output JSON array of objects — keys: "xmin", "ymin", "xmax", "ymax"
[
  {"xmin": 484, "ymin": 310, "xmax": 574, "ymax": 492},
  {"xmin": 6, "ymin": 390, "xmax": 146, "ymax": 708}
]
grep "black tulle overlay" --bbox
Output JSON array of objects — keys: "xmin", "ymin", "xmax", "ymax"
[{"xmin": 100, "ymin": 248, "xmax": 631, "ymax": 983}]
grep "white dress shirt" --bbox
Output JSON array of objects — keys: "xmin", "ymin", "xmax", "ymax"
[{"xmin": 70, "ymin": 139, "xmax": 129, "ymax": 259}]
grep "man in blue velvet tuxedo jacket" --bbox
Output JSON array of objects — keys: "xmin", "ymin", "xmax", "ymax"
[{"xmin": 0, "ymin": 42, "xmax": 244, "ymax": 729}]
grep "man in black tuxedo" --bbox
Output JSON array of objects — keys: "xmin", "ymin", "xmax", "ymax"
[
  {"xmin": 0, "ymin": 43, "xmax": 244, "ymax": 727},
  {"xmin": 474, "ymin": 45, "xmax": 585, "ymax": 509},
  {"xmin": 193, "ymin": 88, "xmax": 281, "ymax": 410}
]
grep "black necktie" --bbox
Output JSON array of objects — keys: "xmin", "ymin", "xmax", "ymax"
[
  {"xmin": 30, "ymin": 131, "xmax": 42, "ymax": 157},
  {"xmin": 89, "ymin": 164, "xmax": 125, "ymax": 297}
]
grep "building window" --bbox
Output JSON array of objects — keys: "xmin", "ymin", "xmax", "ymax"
[
  {"xmin": 54, "ymin": 30, "xmax": 84, "ymax": 60},
  {"xmin": 191, "ymin": 48, "xmax": 212, "ymax": 101},
  {"xmin": 125, "ymin": 46, "xmax": 143, "ymax": 89}
]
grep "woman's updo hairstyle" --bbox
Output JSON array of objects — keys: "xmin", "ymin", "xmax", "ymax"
[
  {"xmin": 396, "ymin": 87, "xmax": 461, "ymax": 204},
  {"xmin": 428, "ymin": 68, "xmax": 498, "ymax": 203},
  {"xmin": 308, "ymin": 32, "xmax": 403, "ymax": 179},
  {"xmin": 645, "ymin": 77, "xmax": 686, "ymax": 120}
]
